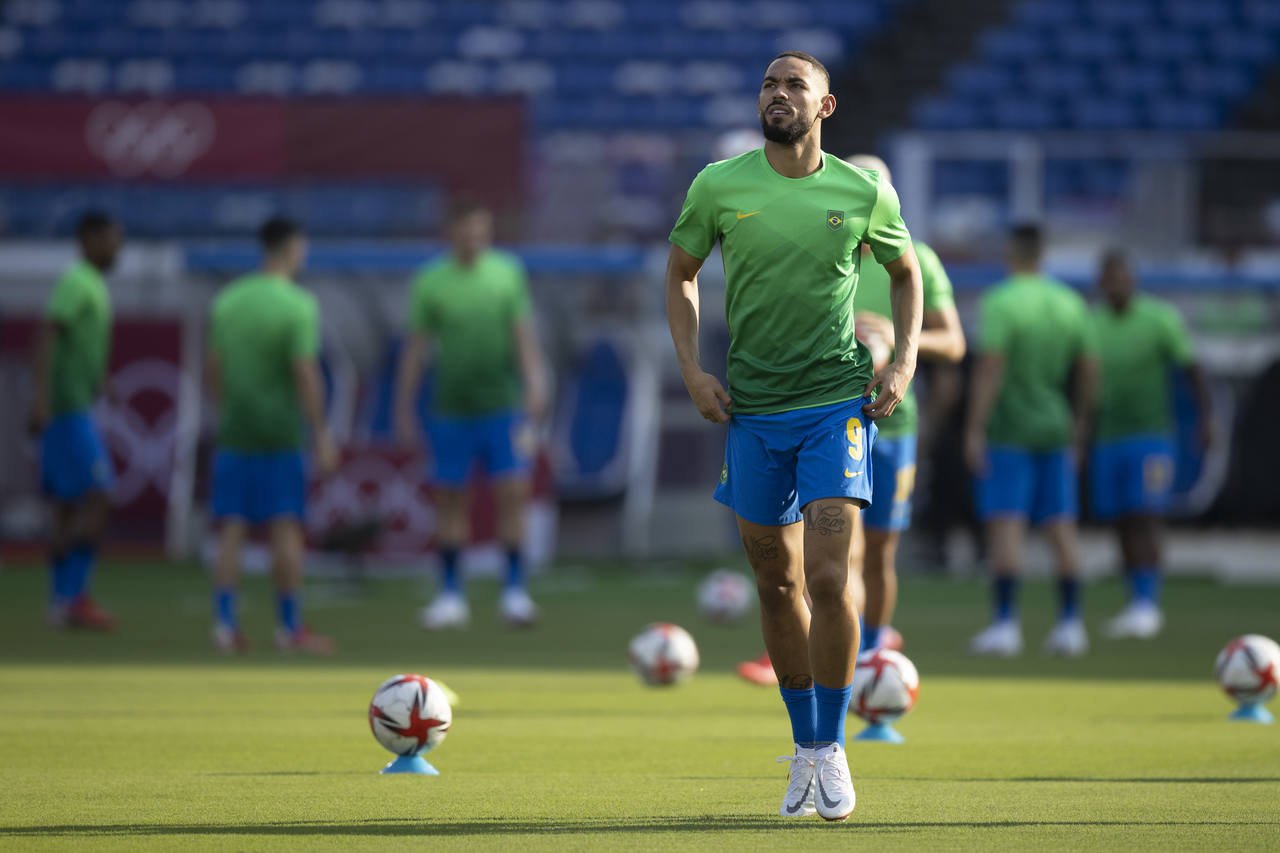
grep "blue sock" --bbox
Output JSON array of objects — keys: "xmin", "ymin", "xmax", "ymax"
[
  {"xmin": 214, "ymin": 588, "xmax": 238, "ymax": 630},
  {"xmin": 439, "ymin": 547, "xmax": 461, "ymax": 594},
  {"xmin": 49, "ymin": 552, "xmax": 74, "ymax": 606},
  {"xmin": 862, "ymin": 625, "xmax": 882, "ymax": 652},
  {"xmin": 65, "ymin": 545, "xmax": 95, "ymax": 600},
  {"xmin": 1130, "ymin": 567, "xmax": 1160, "ymax": 605},
  {"xmin": 1057, "ymin": 576, "xmax": 1080, "ymax": 621},
  {"xmin": 779, "ymin": 686, "xmax": 817, "ymax": 748},
  {"xmin": 504, "ymin": 548, "xmax": 524, "ymax": 590},
  {"xmin": 276, "ymin": 591, "xmax": 299, "ymax": 634},
  {"xmin": 814, "ymin": 683, "xmax": 854, "ymax": 747},
  {"xmin": 994, "ymin": 576, "xmax": 1018, "ymax": 621}
]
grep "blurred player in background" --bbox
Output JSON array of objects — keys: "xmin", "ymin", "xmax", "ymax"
[
  {"xmin": 1090, "ymin": 249, "xmax": 1212, "ymax": 639},
  {"xmin": 736, "ymin": 154, "xmax": 966, "ymax": 686},
  {"xmin": 206, "ymin": 217, "xmax": 338, "ymax": 655},
  {"xmin": 28, "ymin": 211, "xmax": 121, "ymax": 631},
  {"xmin": 395, "ymin": 200, "xmax": 549, "ymax": 630},
  {"xmin": 965, "ymin": 224, "xmax": 1097, "ymax": 658},
  {"xmin": 667, "ymin": 52, "xmax": 922, "ymax": 821}
]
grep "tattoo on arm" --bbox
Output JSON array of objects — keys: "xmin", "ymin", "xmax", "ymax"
[
  {"xmin": 779, "ymin": 674, "xmax": 813, "ymax": 690},
  {"xmin": 741, "ymin": 534, "xmax": 779, "ymax": 563},
  {"xmin": 803, "ymin": 504, "xmax": 846, "ymax": 536}
]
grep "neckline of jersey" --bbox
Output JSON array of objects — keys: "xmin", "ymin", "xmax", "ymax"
[{"xmin": 758, "ymin": 148, "xmax": 828, "ymax": 184}]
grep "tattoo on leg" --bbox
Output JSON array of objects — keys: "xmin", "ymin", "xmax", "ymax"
[
  {"xmin": 803, "ymin": 504, "xmax": 846, "ymax": 536},
  {"xmin": 743, "ymin": 534, "xmax": 779, "ymax": 563},
  {"xmin": 779, "ymin": 674, "xmax": 814, "ymax": 690}
]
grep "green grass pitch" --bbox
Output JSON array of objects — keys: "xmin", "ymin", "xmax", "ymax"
[{"xmin": 0, "ymin": 560, "xmax": 1278, "ymax": 850}]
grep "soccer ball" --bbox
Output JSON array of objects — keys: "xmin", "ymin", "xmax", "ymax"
[
  {"xmin": 1214, "ymin": 635, "xmax": 1280, "ymax": 706},
  {"xmin": 368, "ymin": 674, "xmax": 452, "ymax": 757},
  {"xmin": 850, "ymin": 649, "xmax": 920, "ymax": 725},
  {"xmin": 628, "ymin": 622, "xmax": 700, "ymax": 686},
  {"xmin": 696, "ymin": 569, "xmax": 754, "ymax": 624}
]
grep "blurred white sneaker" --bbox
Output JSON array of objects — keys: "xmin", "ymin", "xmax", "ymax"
[
  {"xmin": 969, "ymin": 619, "xmax": 1023, "ymax": 657},
  {"xmin": 1104, "ymin": 603, "xmax": 1163, "ymax": 640},
  {"xmin": 777, "ymin": 745, "xmax": 816, "ymax": 817},
  {"xmin": 499, "ymin": 587, "xmax": 539, "ymax": 627},
  {"xmin": 421, "ymin": 592, "xmax": 470, "ymax": 630},
  {"xmin": 812, "ymin": 742, "xmax": 856, "ymax": 822},
  {"xmin": 1043, "ymin": 619, "xmax": 1089, "ymax": 657}
]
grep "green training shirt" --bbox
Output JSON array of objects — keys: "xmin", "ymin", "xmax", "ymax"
[
  {"xmin": 979, "ymin": 273, "xmax": 1095, "ymax": 450},
  {"xmin": 668, "ymin": 149, "xmax": 912, "ymax": 415},
  {"xmin": 1093, "ymin": 294, "xmax": 1194, "ymax": 441},
  {"xmin": 855, "ymin": 240, "xmax": 954, "ymax": 439},
  {"xmin": 410, "ymin": 250, "xmax": 531, "ymax": 417},
  {"xmin": 47, "ymin": 260, "xmax": 112, "ymax": 416},
  {"xmin": 210, "ymin": 273, "xmax": 320, "ymax": 452}
]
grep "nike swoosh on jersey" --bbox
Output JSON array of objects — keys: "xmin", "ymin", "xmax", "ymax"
[
  {"xmin": 844, "ymin": 470, "xmax": 862, "ymax": 478},
  {"xmin": 786, "ymin": 778, "xmax": 814, "ymax": 814},
  {"xmin": 735, "ymin": 210, "xmax": 762, "ymax": 220}
]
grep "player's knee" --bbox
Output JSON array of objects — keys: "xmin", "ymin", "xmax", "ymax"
[
  {"xmin": 754, "ymin": 572, "xmax": 803, "ymax": 610},
  {"xmin": 804, "ymin": 558, "xmax": 849, "ymax": 602}
]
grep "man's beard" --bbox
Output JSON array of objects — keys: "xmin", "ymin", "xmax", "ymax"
[{"xmin": 760, "ymin": 109, "xmax": 813, "ymax": 145}]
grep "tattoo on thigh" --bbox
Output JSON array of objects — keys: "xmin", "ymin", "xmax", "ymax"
[
  {"xmin": 743, "ymin": 534, "xmax": 779, "ymax": 563},
  {"xmin": 779, "ymin": 674, "xmax": 813, "ymax": 690},
  {"xmin": 803, "ymin": 504, "xmax": 846, "ymax": 536}
]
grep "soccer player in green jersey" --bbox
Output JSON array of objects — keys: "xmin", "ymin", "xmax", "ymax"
[
  {"xmin": 207, "ymin": 217, "xmax": 339, "ymax": 655},
  {"xmin": 964, "ymin": 224, "xmax": 1098, "ymax": 658},
  {"xmin": 1090, "ymin": 249, "xmax": 1211, "ymax": 639},
  {"xmin": 667, "ymin": 52, "xmax": 923, "ymax": 821},
  {"xmin": 395, "ymin": 201, "xmax": 549, "ymax": 631},
  {"xmin": 29, "ymin": 211, "xmax": 122, "ymax": 631}
]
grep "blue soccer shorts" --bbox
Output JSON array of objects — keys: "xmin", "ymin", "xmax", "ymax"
[
  {"xmin": 212, "ymin": 449, "xmax": 307, "ymax": 525},
  {"xmin": 863, "ymin": 433, "xmax": 917, "ymax": 532},
  {"xmin": 714, "ymin": 397, "xmax": 876, "ymax": 527},
  {"xmin": 977, "ymin": 446, "xmax": 1076, "ymax": 525},
  {"xmin": 427, "ymin": 410, "xmax": 530, "ymax": 488},
  {"xmin": 41, "ymin": 411, "xmax": 114, "ymax": 502},
  {"xmin": 1090, "ymin": 434, "xmax": 1175, "ymax": 521}
]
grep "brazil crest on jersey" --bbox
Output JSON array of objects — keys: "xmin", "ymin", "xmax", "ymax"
[{"xmin": 669, "ymin": 149, "xmax": 911, "ymax": 415}]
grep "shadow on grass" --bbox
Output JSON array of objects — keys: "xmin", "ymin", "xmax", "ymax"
[{"xmin": 3, "ymin": 816, "xmax": 1278, "ymax": 838}]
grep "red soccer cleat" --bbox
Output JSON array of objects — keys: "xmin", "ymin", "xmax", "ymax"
[
  {"xmin": 737, "ymin": 651, "xmax": 778, "ymax": 687},
  {"xmin": 213, "ymin": 625, "xmax": 251, "ymax": 655},
  {"xmin": 275, "ymin": 626, "xmax": 337, "ymax": 656},
  {"xmin": 65, "ymin": 597, "xmax": 117, "ymax": 632}
]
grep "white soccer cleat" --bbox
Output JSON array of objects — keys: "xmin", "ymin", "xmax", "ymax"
[
  {"xmin": 1104, "ymin": 603, "xmax": 1164, "ymax": 640},
  {"xmin": 776, "ymin": 746, "xmax": 816, "ymax": 818},
  {"xmin": 499, "ymin": 587, "xmax": 539, "ymax": 627},
  {"xmin": 420, "ymin": 592, "xmax": 470, "ymax": 631},
  {"xmin": 812, "ymin": 742, "xmax": 856, "ymax": 822},
  {"xmin": 1043, "ymin": 619, "xmax": 1089, "ymax": 657},
  {"xmin": 969, "ymin": 619, "xmax": 1024, "ymax": 657}
]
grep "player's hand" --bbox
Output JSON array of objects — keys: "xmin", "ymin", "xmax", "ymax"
[
  {"xmin": 314, "ymin": 430, "xmax": 340, "ymax": 478},
  {"xmin": 683, "ymin": 370, "xmax": 732, "ymax": 424},
  {"xmin": 1198, "ymin": 415, "xmax": 1215, "ymax": 451},
  {"xmin": 394, "ymin": 409, "xmax": 420, "ymax": 449},
  {"xmin": 854, "ymin": 311, "xmax": 896, "ymax": 349},
  {"xmin": 524, "ymin": 378, "xmax": 550, "ymax": 425},
  {"xmin": 964, "ymin": 428, "xmax": 987, "ymax": 476},
  {"xmin": 861, "ymin": 360, "xmax": 914, "ymax": 419}
]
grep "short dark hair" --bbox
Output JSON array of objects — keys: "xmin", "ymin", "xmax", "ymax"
[
  {"xmin": 1100, "ymin": 246, "xmax": 1128, "ymax": 268},
  {"xmin": 1009, "ymin": 222, "xmax": 1043, "ymax": 260},
  {"xmin": 259, "ymin": 216, "xmax": 302, "ymax": 253},
  {"xmin": 76, "ymin": 210, "xmax": 117, "ymax": 241},
  {"xmin": 447, "ymin": 197, "xmax": 490, "ymax": 223},
  {"xmin": 771, "ymin": 51, "xmax": 830, "ymax": 90}
]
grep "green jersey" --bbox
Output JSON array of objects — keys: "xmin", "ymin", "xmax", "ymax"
[
  {"xmin": 1093, "ymin": 294, "xmax": 1194, "ymax": 441},
  {"xmin": 855, "ymin": 240, "xmax": 954, "ymax": 438},
  {"xmin": 410, "ymin": 250, "xmax": 531, "ymax": 416},
  {"xmin": 979, "ymin": 273, "xmax": 1095, "ymax": 450},
  {"xmin": 47, "ymin": 260, "xmax": 112, "ymax": 415},
  {"xmin": 669, "ymin": 149, "xmax": 912, "ymax": 415},
  {"xmin": 210, "ymin": 273, "xmax": 320, "ymax": 451}
]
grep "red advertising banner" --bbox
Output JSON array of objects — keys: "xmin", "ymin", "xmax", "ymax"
[{"xmin": 0, "ymin": 97, "xmax": 525, "ymax": 206}]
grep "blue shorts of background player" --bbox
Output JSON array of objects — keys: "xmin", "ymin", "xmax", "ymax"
[
  {"xmin": 41, "ymin": 411, "xmax": 114, "ymax": 502},
  {"xmin": 1090, "ymin": 435, "xmax": 1175, "ymax": 521},
  {"xmin": 714, "ymin": 397, "xmax": 876, "ymax": 526},
  {"xmin": 863, "ymin": 434, "xmax": 916, "ymax": 532},
  {"xmin": 976, "ymin": 446, "xmax": 1076, "ymax": 524},
  {"xmin": 212, "ymin": 449, "xmax": 307, "ymax": 524},
  {"xmin": 427, "ymin": 410, "xmax": 529, "ymax": 488}
]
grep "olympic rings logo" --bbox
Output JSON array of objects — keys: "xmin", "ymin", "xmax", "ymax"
[
  {"xmin": 84, "ymin": 100, "xmax": 216, "ymax": 178},
  {"xmin": 308, "ymin": 450, "xmax": 436, "ymax": 556},
  {"xmin": 97, "ymin": 358, "xmax": 193, "ymax": 505}
]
